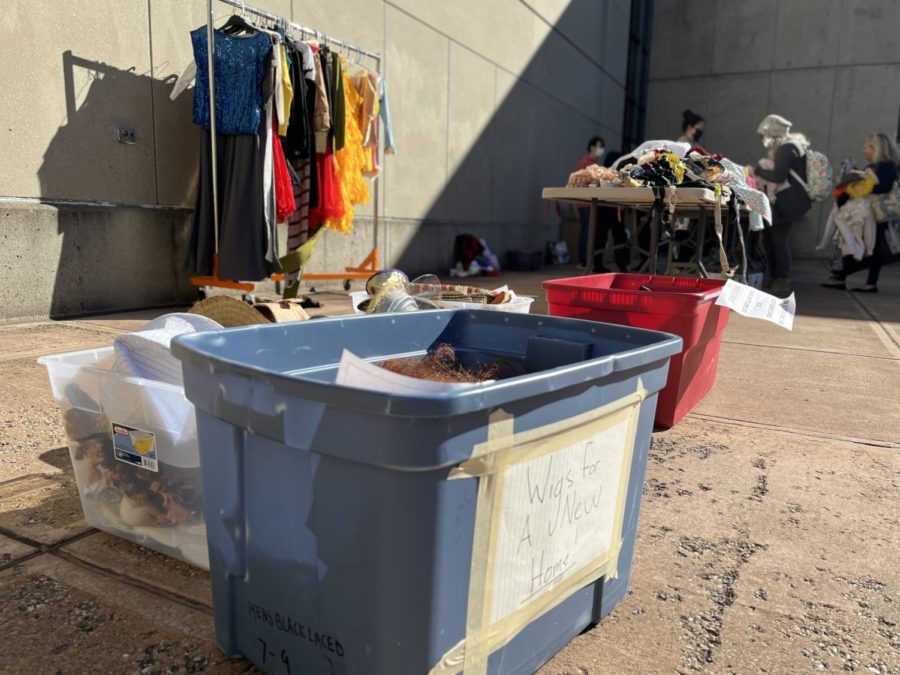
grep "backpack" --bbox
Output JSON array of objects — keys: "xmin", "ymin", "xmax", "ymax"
[{"xmin": 789, "ymin": 148, "xmax": 833, "ymax": 202}]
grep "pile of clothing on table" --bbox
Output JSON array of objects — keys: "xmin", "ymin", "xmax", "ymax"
[{"xmin": 566, "ymin": 140, "xmax": 772, "ymax": 229}]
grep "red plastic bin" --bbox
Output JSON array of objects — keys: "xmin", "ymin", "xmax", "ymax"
[{"xmin": 543, "ymin": 273, "xmax": 730, "ymax": 428}]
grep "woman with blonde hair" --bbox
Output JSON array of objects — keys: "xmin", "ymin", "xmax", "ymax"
[
  {"xmin": 749, "ymin": 114, "xmax": 812, "ymax": 297},
  {"xmin": 822, "ymin": 132, "xmax": 900, "ymax": 293}
]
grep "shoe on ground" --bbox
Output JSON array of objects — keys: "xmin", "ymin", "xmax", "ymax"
[
  {"xmin": 768, "ymin": 277, "xmax": 792, "ymax": 298},
  {"xmin": 820, "ymin": 279, "xmax": 847, "ymax": 290},
  {"xmin": 851, "ymin": 285, "xmax": 878, "ymax": 293}
]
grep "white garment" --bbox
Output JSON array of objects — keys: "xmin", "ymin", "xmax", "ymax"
[
  {"xmin": 817, "ymin": 199, "xmax": 877, "ymax": 261},
  {"xmin": 263, "ymin": 81, "xmax": 277, "ymax": 264},
  {"xmin": 293, "ymin": 40, "xmax": 317, "ymax": 81},
  {"xmin": 112, "ymin": 313, "xmax": 222, "ymax": 385},
  {"xmin": 612, "ymin": 140, "xmax": 692, "ymax": 170},
  {"xmin": 272, "ymin": 39, "xmax": 285, "ymax": 130},
  {"xmin": 169, "ymin": 62, "xmax": 196, "ymax": 100},
  {"xmin": 103, "ymin": 313, "xmax": 222, "ymax": 458},
  {"xmin": 718, "ymin": 156, "xmax": 773, "ymax": 225}
]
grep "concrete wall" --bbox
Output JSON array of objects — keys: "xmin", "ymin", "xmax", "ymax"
[
  {"xmin": 0, "ymin": 0, "xmax": 629, "ymax": 320},
  {"xmin": 646, "ymin": 0, "xmax": 900, "ymax": 257}
]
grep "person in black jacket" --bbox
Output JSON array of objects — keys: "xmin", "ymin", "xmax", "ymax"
[
  {"xmin": 595, "ymin": 151, "xmax": 630, "ymax": 272},
  {"xmin": 823, "ymin": 132, "xmax": 900, "ymax": 293},
  {"xmin": 749, "ymin": 114, "xmax": 812, "ymax": 296}
]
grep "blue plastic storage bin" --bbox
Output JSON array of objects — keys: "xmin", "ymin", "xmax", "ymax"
[{"xmin": 173, "ymin": 310, "xmax": 681, "ymax": 675}]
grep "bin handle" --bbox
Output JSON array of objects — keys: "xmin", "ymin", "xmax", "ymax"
[{"xmin": 215, "ymin": 395, "xmax": 286, "ymax": 442}]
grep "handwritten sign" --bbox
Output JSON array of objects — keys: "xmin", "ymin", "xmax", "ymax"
[{"xmin": 489, "ymin": 414, "xmax": 632, "ymax": 623}]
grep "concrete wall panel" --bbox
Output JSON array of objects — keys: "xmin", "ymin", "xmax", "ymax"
[
  {"xmin": 711, "ymin": 0, "xmax": 777, "ymax": 75},
  {"xmin": 645, "ymin": 77, "xmax": 711, "ymax": 141},
  {"xmin": 290, "ymin": 0, "xmax": 382, "ymax": 57},
  {"xmin": 649, "ymin": 0, "xmax": 715, "ymax": 80},
  {"xmin": 445, "ymin": 45, "xmax": 496, "ymax": 223},
  {"xmin": 604, "ymin": 3, "xmax": 631, "ymax": 87},
  {"xmin": 839, "ymin": 0, "xmax": 900, "ymax": 65},
  {"xmin": 1, "ymin": 204, "xmax": 193, "ymax": 319},
  {"xmin": 599, "ymin": 72, "xmax": 627, "ymax": 137},
  {"xmin": 383, "ymin": 6, "xmax": 449, "ymax": 221},
  {"xmin": 1, "ymin": 1, "xmax": 156, "ymax": 203},
  {"xmin": 767, "ymin": 68, "xmax": 835, "ymax": 153},
  {"xmin": 149, "ymin": 0, "xmax": 206, "ymax": 209},
  {"xmin": 490, "ymin": 72, "xmax": 541, "ymax": 225},
  {"xmin": 704, "ymin": 73, "xmax": 771, "ymax": 165},
  {"xmin": 388, "ymin": 0, "xmax": 540, "ymax": 78},
  {"xmin": 828, "ymin": 65, "xmax": 900, "ymax": 170},
  {"xmin": 525, "ymin": 0, "xmax": 607, "ymax": 65},
  {"xmin": 524, "ymin": 23, "xmax": 605, "ymax": 125},
  {"xmin": 773, "ymin": 0, "xmax": 841, "ymax": 69}
]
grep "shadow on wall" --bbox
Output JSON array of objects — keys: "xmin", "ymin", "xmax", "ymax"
[
  {"xmin": 39, "ymin": 51, "xmax": 196, "ymax": 319},
  {"xmin": 388, "ymin": 2, "xmax": 629, "ymax": 275}
]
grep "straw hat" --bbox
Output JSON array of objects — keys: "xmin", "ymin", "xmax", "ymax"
[
  {"xmin": 188, "ymin": 296, "xmax": 271, "ymax": 328},
  {"xmin": 253, "ymin": 300, "xmax": 310, "ymax": 323}
]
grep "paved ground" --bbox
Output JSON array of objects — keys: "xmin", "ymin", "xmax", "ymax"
[{"xmin": 0, "ymin": 261, "xmax": 897, "ymax": 674}]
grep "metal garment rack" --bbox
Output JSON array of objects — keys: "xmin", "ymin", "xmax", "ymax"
[{"xmin": 190, "ymin": 0, "xmax": 383, "ymax": 294}]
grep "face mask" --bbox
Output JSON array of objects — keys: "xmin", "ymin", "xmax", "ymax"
[
  {"xmin": 692, "ymin": 128, "xmax": 704, "ymax": 142},
  {"xmin": 594, "ymin": 146, "xmax": 606, "ymax": 159}
]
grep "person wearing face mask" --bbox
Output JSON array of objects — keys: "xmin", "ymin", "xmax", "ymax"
[
  {"xmin": 577, "ymin": 135, "xmax": 606, "ymax": 170},
  {"xmin": 677, "ymin": 110, "xmax": 705, "ymax": 146},
  {"xmin": 748, "ymin": 114, "xmax": 812, "ymax": 296},
  {"xmin": 575, "ymin": 136, "xmax": 606, "ymax": 267}
]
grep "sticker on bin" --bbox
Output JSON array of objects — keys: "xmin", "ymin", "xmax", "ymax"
[{"xmin": 111, "ymin": 423, "xmax": 159, "ymax": 472}]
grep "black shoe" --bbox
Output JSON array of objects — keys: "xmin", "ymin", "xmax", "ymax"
[
  {"xmin": 820, "ymin": 280, "xmax": 846, "ymax": 290},
  {"xmin": 851, "ymin": 285, "xmax": 878, "ymax": 293},
  {"xmin": 769, "ymin": 277, "xmax": 792, "ymax": 297}
]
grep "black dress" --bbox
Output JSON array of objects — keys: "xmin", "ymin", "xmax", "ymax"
[{"xmin": 190, "ymin": 33, "xmax": 276, "ymax": 281}]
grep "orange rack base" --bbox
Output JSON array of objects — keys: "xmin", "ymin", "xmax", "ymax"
[{"xmin": 190, "ymin": 249, "xmax": 381, "ymax": 292}]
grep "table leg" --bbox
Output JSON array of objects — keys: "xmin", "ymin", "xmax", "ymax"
[
  {"xmin": 625, "ymin": 208, "xmax": 637, "ymax": 270},
  {"xmin": 648, "ymin": 207, "xmax": 660, "ymax": 275},
  {"xmin": 586, "ymin": 198, "xmax": 598, "ymax": 274}
]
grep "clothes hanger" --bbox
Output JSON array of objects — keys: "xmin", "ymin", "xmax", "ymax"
[{"xmin": 219, "ymin": 0, "xmax": 258, "ymax": 35}]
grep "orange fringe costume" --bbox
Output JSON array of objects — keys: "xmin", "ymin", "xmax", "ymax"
[{"xmin": 325, "ymin": 65, "xmax": 370, "ymax": 234}]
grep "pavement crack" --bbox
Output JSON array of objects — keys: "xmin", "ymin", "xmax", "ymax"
[
  {"xmin": 675, "ymin": 538, "xmax": 767, "ymax": 671},
  {"xmin": 688, "ymin": 413, "xmax": 900, "ymax": 450},
  {"xmin": 749, "ymin": 475, "xmax": 769, "ymax": 502},
  {"xmin": 49, "ymin": 548, "xmax": 213, "ymax": 616}
]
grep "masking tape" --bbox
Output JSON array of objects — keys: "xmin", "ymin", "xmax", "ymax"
[{"xmin": 431, "ymin": 388, "xmax": 645, "ymax": 675}]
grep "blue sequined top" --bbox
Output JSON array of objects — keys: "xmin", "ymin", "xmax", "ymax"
[{"xmin": 191, "ymin": 28, "xmax": 273, "ymax": 135}]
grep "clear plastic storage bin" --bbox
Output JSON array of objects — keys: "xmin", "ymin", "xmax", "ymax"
[{"xmin": 39, "ymin": 347, "xmax": 208, "ymax": 569}]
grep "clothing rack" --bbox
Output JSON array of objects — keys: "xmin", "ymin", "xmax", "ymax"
[{"xmin": 190, "ymin": 0, "xmax": 384, "ymax": 295}]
